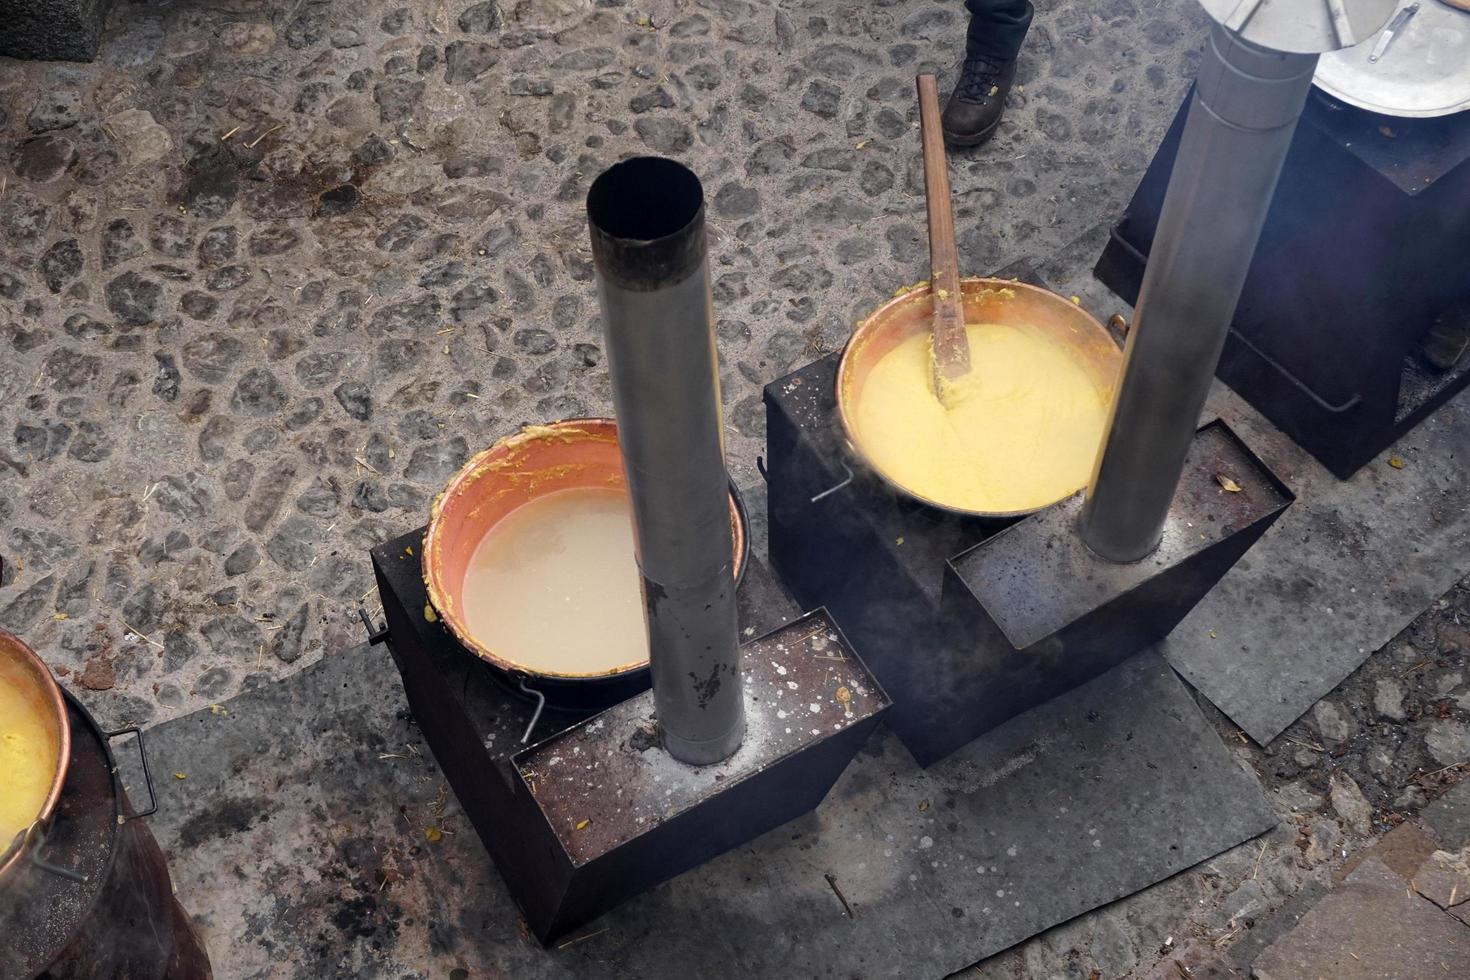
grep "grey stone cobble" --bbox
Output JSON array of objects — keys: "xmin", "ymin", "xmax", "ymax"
[
  {"xmin": 4, "ymin": 1, "xmax": 1469, "ymax": 974},
  {"xmin": 0, "ymin": 0, "xmax": 1206, "ymax": 727}
]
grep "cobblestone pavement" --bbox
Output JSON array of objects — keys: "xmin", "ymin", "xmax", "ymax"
[
  {"xmin": 5, "ymin": 0, "xmax": 1470, "ymax": 976},
  {"xmin": 0, "ymin": 0, "xmax": 1207, "ymax": 727}
]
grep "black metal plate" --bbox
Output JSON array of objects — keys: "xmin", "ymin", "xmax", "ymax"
[
  {"xmin": 128, "ymin": 581, "xmax": 1276, "ymax": 978},
  {"xmin": 953, "ymin": 421, "xmax": 1291, "ymax": 650},
  {"xmin": 1159, "ymin": 390, "xmax": 1470, "ymax": 745},
  {"xmin": 1305, "ymin": 91, "xmax": 1470, "ymax": 197},
  {"xmin": 517, "ymin": 610, "xmax": 888, "ymax": 867}
]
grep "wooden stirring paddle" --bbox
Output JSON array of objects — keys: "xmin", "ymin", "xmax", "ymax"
[{"xmin": 916, "ymin": 74, "xmax": 970, "ymax": 404}]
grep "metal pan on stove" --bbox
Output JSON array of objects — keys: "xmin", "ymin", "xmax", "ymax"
[
  {"xmin": 834, "ymin": 278, "xmax": 1123, "ymax": 519},
  {"xmin": 1314, "ymin": 0, "xmax": 1470, "ymax": 118},
  {"xmin": 422, "ymin": 418, "xmax": 749, "ymax": 716}
]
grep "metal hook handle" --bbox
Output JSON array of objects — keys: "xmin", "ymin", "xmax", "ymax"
[
  {"xmin": 31, "ymin": 847, "xmax": 88, "ymax": 883},
  {"xmin": 17, "ymin": 822, "xmax": 88, "ymax": 883},
  {"xmin": 518, "ymin": 681, "xmax": 547, "ymax": 746},
  {"xmin": 105, "ymin": 726, "xmax": 157, "ymax": 821},
  {"xmin": 810, "ymin": 461, "xmax": 854, "ymax": 503}
]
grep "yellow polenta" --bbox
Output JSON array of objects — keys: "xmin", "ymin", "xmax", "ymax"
[
  {"xmin": 0, "ymin": 661, "xmax": 60, "ymax": 848},
  {"xmin": 853, "ymin": 322, "xmax": 1108, "ymax": 513}
]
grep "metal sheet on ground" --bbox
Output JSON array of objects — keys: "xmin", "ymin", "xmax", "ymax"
[
  {"xmin": 1160, "ymin": 386, "xmax": 1470, "ymax": 746},
  {"xmin": 1043, "ymin": 240, "xmax": 1470, "ymax": 748},
  {"xmin": 124, "ymin": 641, "xmax": 1273, "ymax": 979}
]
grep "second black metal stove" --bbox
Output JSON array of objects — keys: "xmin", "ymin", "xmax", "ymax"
[
  {"xmin": 764, "ymin": 351, "xmax": 1292, "ymax": 767},
  {"xmin": 1096, "ymin": 86, "xmax": 1470, "ymax": 479}
]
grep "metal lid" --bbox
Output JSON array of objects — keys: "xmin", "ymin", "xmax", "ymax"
[
  {"xmin": 1198, "ymin": 0, "xmax": 1398, "ymax": 53},
  {"xmin": 1314, "ymin": 0, "xmax": 1470, "ymax": 118}
]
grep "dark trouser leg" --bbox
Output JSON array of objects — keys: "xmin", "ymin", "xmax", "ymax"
[{"xmin": 965, "ymin": 0, "xmax": 1034, "ymax": 61}]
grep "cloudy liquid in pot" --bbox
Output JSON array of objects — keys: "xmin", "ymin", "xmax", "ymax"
[
  {"xmin": 0, "ymin": 663, "xmax": 59, "ymax": 847},
  {"xmin": 460, "ymin": 487, "xmax": 650, "ymax": 676}
]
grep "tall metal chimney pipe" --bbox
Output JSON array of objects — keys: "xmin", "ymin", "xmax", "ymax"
[
  {"xmin": 1078, "ymin": 23, "xmax": 1320, "ymax": 562},
  {"xmin": 587, "ymin": 157, "xmax": 745, "ymax": 766}
]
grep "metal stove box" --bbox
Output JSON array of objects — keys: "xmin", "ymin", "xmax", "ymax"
[
  {"xmin": 765, "ymin": 353, "xmax": 1293, "ymax": 766},
  {"xmin": 1096, "ymin": 88, "xmax": 1470, "ymax": 479},
  {"xmin": 370, "ymin": 529, "xmax": 890, "ymax": 943}
]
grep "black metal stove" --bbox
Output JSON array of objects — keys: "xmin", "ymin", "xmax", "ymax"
[
  {"xmin": 0, "ymin": 690, "xmax": 211, "ymax": 980},
  {"xmin": 369, "ymin": 155, "xmax": 893, "ymax": 947},
  {"xmin": 366, "ymin": 20, "xmax": 1347, "ymax": 939},
  {"xmin": 1095, "ymin": 88, "xmax": 1470, "ymax": 479},
  {"xmin": 370, "ymin": 529, "xmax": 889, "ymax": 944},
  {"xmin": 764, "ymin": 352, "xmax": 1293, "ymax": 766}
]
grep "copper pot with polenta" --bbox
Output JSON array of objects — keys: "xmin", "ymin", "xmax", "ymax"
[
  {"xmin": 0, "ymin": 629, "xmax": 70, "ymax": 880},
  {"xmin": 836, "ymin": 278, "xmax": 1123, "ymax": 517}
]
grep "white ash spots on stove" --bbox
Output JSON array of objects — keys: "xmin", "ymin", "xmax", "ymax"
[{"xmin": 523, "ymin": 616, "xmax": 885, "ymax": 859}]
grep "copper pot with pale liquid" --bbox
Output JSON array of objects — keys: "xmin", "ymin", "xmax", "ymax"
[
  {"xmin": 836, "ymin": 278, "xmax": 1123, "ymax": 518},
  {"xmin": 423, "ymin": 418, "xmax": 749, "ymax": 713}
]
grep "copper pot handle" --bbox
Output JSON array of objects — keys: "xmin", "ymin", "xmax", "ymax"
[
  {"xmin": 22, "ymin": 726, "xmax": 158, "ymax": 883},
  {"xmin": 810, "ymin": 461, "xmax": 854, "ymax": 504},
  {"xmin": 518, "ymin": 680, "xmax": 547, "ymax": 746},
  {"xmin": 757, "ymin": 451, "xmax": 854, "ymax": 503},
  {"xmin": 105, "ymin": 726, "xmax": 157, "ymax": 821}
]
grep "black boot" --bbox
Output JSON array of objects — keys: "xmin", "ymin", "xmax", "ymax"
[{"xmin": 942, "ymin": 54, "xmax": 1017, "ymax": 148}]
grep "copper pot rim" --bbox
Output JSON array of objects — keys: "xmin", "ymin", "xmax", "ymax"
[
  {"xmin": 422, "ymin": 417, "xmax": 749, "ymax": 682},
  {"xmin": 835, "ymin": 277, "xmax": 1122, "ymax": 519},
  {"xmin": 0, "ymin": 629, "xmax": 72, "ymax": 880}
]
